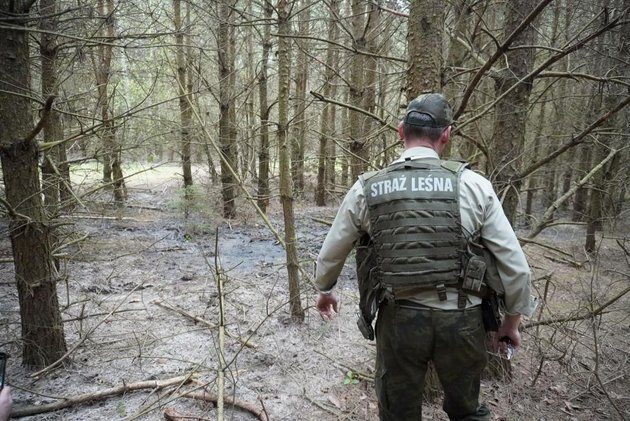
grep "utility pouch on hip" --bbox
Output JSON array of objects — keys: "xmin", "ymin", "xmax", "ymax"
[
  {"xmin": 356, "ymin": 311, "xmax": 375, "ymax": 340},
  {"xmin": 462, "ymin": 255, "xmax": 486, "ymax": 293}
]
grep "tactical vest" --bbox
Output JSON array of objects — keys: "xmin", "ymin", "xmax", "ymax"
[{"xmin": 361, "ymin": 158, "xmax": 468, "ymax": 299}]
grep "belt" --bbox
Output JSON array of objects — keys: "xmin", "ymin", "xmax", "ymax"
[
  {"xmin": 393, "ymin": 299, "xmax": 481, "ymax": 312},
  {"xmin": 394, "ymin": 299, "xmax": 431, "ymax": 310}
]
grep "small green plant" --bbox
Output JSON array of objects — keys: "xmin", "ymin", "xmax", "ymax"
[
  {"xmin": 343, "ymin": 370, "xmax": 360, "ymax": 385},
  {"xmin": 116, "ymin": 401, "xmax": 127, "ymax": 417}
]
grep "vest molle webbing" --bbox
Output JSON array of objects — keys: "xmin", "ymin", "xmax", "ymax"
[{"xmin": 363, "ymin": 158, "xmax": 467, "ymax": 298}]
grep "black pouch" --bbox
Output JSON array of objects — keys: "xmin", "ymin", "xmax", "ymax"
[
  {"xmin": 356, "ymin": 311, "xmax": 375, "ymax": 340},
  {"xmin": 481, "ymin": 295, "xmax": 500, "ymax": 332}
]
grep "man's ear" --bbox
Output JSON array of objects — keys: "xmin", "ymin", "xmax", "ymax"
[
  {"xmin": 398, "ymin": 122, "xmax": 405, "ymax": 140},
  {"xmin": 440, "ymin": 126, "xmax": 451, "ymax": 145}
]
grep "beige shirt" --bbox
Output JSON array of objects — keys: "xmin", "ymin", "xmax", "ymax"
[{"xmin": 315, "ymin": 146, "xmax": 535, "ymax": 317}]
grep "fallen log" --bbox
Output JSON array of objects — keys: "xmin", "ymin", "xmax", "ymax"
[{"xmin": 11, "ymin": 374, "xmax": 195, "ymax": 418}]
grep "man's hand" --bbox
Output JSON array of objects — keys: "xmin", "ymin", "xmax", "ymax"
[
  {"xmin": 316, "ymin": 292, "xmax": 339, "ymax": 320},
  {"xmin": 494, "ymin": 314, "xmax": 522, "ymax": 353},
  {"xmin": 0, "ymin": 386, "xmax": 12, "ymax": 421}
]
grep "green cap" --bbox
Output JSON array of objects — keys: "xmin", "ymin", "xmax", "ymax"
[{"xmin": 403, "ymin": 93, "xmax": 453, "ymax": 128}]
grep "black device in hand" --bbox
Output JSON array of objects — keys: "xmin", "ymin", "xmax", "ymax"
[{"xmin": 0, "ymin": 352, "xmax": 7, "ymax": 391}]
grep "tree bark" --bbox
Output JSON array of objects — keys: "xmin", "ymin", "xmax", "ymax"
[
  {"xmin": 407, "ymin": 0, "xmax": 443, "ymax": 100},
  {"xmin": 245, "ymin": 0, "xmax": 257, "ymax": 182},
  {"xmin": 218, "ymin": 0, "xmax": 239, "ymax": 218},
  {"xmin": 277, "ymin": 0, "xmax": 304, "ymax": 322},
  {"xmin": 315, "ymin": 0, "xmax": 340, "ymax": 206},
  {"xmin": 96, "ymin": 0, "xmax": 126, "ymax": 204},
  {"xmin": 290, "ymin": 0, "xmax": 310, "ymax": 195},
  {"xmin": 489, "ymin": 0, "xmax": 537, "ymax": 224},
  {"xmin": 257, "ymin": 0, "xmax": 273, "ymax": 212},
  {"xmin": 0, "ymin": 0, "xmax": 67, "ymax": 367},
  {"xmin": 173, "ymin": 0, "xmax": 193, "ymax": 189},
  {"xmin": 348, "ymin": 0, "xmax": 367, "ymax": 181},
  {"xmin": 40, "ymin": 0, "xmax": 66, "ymax": 215}
]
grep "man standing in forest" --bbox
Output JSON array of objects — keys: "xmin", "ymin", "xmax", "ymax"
[{"xmin": 314, "ymin": 93, "xmax": 535, "ymax": 419}]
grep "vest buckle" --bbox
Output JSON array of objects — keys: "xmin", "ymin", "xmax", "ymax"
[
  {"xmin": 436, "ymin": 284, "xmax": 447, "ymax": 301},
  {"xmin": 457, "ymin": 289, "xmax": 467, "ymax": 309}
]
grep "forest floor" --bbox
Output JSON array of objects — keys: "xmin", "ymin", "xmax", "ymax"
[{"xmin": 0, "ymin": 163, "xmax": 628, "ymax": 421}]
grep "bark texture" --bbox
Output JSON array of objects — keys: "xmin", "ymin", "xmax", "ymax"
[
  {"xmin": 218, "ymin": 0, "xmax": 239, "ymax": 218},
  {"xmin": 277, "ymin": 0, "xmax": 304, "ymax": 322},
  {"xmin": 489, "ymin": 0, "xmax": 537, "ymax": 224},
  {"xmin": 174, "ymin": 0, "xmax": 193, "ymax": 189},
  {"xmin": 40, "ymin": 0, "xmax": 65, "ymax": 214},
  {"xmin": 290, "ymin": 0, "xmax": 310, "ymax": 195},
  {"xmin": 96, "ymin": 0, "xmax": 126, "ymax": 203},
  {"xmin": 407, "ymin": 0, "xmax": 444, "ymax": 100},
  {"xmin": 257, "ymin": 1, "xmax": 273, "ymax": 212},
  {"xmin": 315, "ymin": 0, "xmax": 340, "ymax": 206},
  {"xmin": 0, "ymin": 0, "xmax": 67, "ymax": 367}
]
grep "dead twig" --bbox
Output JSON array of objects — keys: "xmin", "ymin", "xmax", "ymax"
[
  {"xmin": 214, "ymin": 229, "xmax": 226, "ymax": 419},
  {"xmin": 11, "ymin": 374, "xmax": 195, "ymax": 418},
  {"xmin": 311, "ymin": 217, "xmax": 333, "ymax": 227},
  {"xmin": 523, "ymin": 286, "xmax": 630, "ymax": 329},
  {"xmin": 527, "ymin": 148, "xmax": 619, "ymax": 239},
  {"xmin": 163, "ymin": 407, "xmax": 211, "ymax": 420},
  {"xmin": 519, "ymin": 237, "xmax": 574, "ymax": 257},
  {"xmin": 304, "ymin": 394, "xmax": 343, "ymax": 416},
  {"xmin": 152, "ymin": 301, "xmax": 257, "ymax": 349},
  {"xmin": 173, "ymin": 390, "xmax": 268, "ymax": 421},
  {"xmin": 543, "ymin": 254, "xmax": 587, "ymax": 268}
]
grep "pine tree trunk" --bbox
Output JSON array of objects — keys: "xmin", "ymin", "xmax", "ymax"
[
  {"xmin": 349, "ymin": 0, "xmax": 366, "ymax": 181},
  {"xmin": 277, "ymin": 0, "xmax": 304, "ymax": 322},
  {"xmin": 326, "ymin": 91, "xmax": 338, "ymax": 190},
  {"xmin": 174, "ymin": 0, "xmax": 193, "ymax": 189},
  {"xmin": 257, "ymin": 0, "xmax": 273, "ymax": 212},
  {"xmin": 245, "ymin": 0, "xmax": 257, "ymax": 182},
  {"xmin": 40, "ymin": 0, "xmax": 65, "ymax": 215},
  {"xmin": 290, "ymin": 0, "xmax": 310, "ymax": 195},
  {"xmin": 572, "ymin": 143, "xmax": 591, "ymax": 221},
  {"xmin": 340, "ymin": 89, "xmax": 350, "ymax": 187},
  {"xmin": 218, "ymin": 0, "xmax": 238, "ymax": 218},
  {"xmin": 525, "ymin": 99, "xmax": 548, "ymax": 222},
  {"xmin": 315, "ymin": 0, "xmax": 339, "ymax": 206},
  {"xmin": 407, "ymin": 0, "xmax": 443, "ymax": 100},
  {"xmin": 0, "ymin": 0, "xmax": 67, "ymax": 367},
  {"xmin": 96, "ymin": 0, "xmax": 126, "ymax": 203},
  {"xmin": 489, "ymin": 0, "xmax": 537, "ymax": 225}
]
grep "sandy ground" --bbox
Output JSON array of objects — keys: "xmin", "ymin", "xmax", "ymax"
[{"xmin": 0, "ymin": 164, "xmax": 628, "ymax": 420}]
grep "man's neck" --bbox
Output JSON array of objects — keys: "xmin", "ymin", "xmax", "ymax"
[{"xmin": 405, "ymin": 140, "xmax": 439, "ymax": 153}]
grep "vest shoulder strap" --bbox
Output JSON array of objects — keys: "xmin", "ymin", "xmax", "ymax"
[
  {"xmin": 358, "ymin": 170, "xmax": 380, "ymax": 186},
  {"xmin": 440, "ymin": 159, "xmax": 470, "ymax": 174}
]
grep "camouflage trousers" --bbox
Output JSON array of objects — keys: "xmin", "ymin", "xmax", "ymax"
[{"xmin": 375, "ymin": 301, "xmax": 491, "ymax": 421}]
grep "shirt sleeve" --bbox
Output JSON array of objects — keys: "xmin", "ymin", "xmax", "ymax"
[
  {"xmin": 315, "ymin": 180, "xmax": 369, "ymax": 292},
  {"xmin": 479, "ymin": 180, "xmax": 535, "ymax": 317}
]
